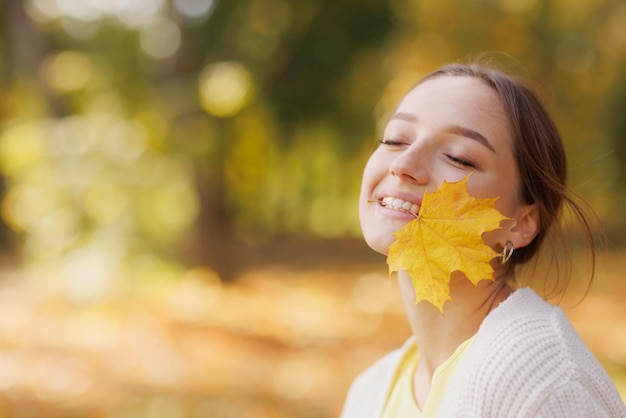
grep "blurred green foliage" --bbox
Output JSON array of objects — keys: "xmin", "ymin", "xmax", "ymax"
[{"xmin": 0, "ymin": 0, "xmax": 625, "ymax": 288}]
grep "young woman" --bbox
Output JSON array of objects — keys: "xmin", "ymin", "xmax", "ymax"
[{"xmin": 341, "ymin": 62, "xmax": 626, "ymax": 417}]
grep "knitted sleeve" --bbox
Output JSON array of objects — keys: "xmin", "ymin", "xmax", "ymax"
[
  {"xmin": 536, "ymin": 380, "xmax": 622, "ymax": 418},
  {"xmin": 533, "ymin": 309, "xmax": 626, "ymax": 418},
  {"xmin": 438, "ymin": 289, "xmax": 626, "ymax": 418}
]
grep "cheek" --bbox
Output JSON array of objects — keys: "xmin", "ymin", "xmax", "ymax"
[
  {"xmin": 466, "ymin": 172, "xmax": 519, "ymax": 215},
  {"xmin": 359, "ymin": 153, "xmax": 383, "ymax": 199},
  {"xmin": 358, "ymin": 164, "xmax": 377, "ymax": 229},
  {"xmin": 358, "ymin": 156, "xmax": 395, "ymax": 255}
]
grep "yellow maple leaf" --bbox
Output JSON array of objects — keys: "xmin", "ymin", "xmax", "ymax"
[{"xmin": 387, "ymin": 176, "xmax": 509, "ymax": 314}]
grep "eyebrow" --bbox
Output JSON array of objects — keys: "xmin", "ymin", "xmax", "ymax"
[{"xmin": 389, "ymin": 112, "xmax": 496, "ymax": 153}]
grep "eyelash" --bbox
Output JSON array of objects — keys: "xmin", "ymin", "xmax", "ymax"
[
  {"xmin": 445, "ymin": 154, "xmax": 476, "ymax": 169},
  {"xmin": 379, "ymin": 139, "xmax": 477, "ymax": 169},
  {"xmin": 378, "ymin": 139, "xmax": 404, "ymax": 146}
]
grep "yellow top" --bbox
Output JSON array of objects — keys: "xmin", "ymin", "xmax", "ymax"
[{"xmin": 382, "ymin": 336, "xmax": 476, "ymax": 418}]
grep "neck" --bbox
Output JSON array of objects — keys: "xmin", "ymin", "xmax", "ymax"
[{"xmin": 398, "ymin": 270, "xmax": 512, "ymax": 376}]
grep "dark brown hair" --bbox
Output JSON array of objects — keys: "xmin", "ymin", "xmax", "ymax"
[{"xmin": 420, "ymin": 61, "xmax": 596, "ymax": 295}]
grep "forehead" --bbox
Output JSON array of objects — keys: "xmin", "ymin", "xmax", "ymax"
[{"xmin": 394, "ymin": 76, "xmax": 511, "ymax": 144}]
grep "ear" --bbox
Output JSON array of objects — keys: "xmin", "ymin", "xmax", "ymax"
[{"xmin": 507, "ymin": 203, "xmax": 540, "ymax": 249}]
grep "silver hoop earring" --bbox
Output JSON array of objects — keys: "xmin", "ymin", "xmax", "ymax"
[{"xmin": 501, "ymin": 241, "xmax": 514, "ymax": 264}]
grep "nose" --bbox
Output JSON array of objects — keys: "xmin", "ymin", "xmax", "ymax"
[{"xmin": 389, "ymin": 144, "xmax": 429, "ymax": 184}]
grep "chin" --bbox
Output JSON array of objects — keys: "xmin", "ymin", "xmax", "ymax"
[
  {"xmin": 362, "ymin": 230, "xmax": 393, "ymax": 256},
  {"xmin": 359, "ymin": 203, "xmax": 399, "ymax": 256}
]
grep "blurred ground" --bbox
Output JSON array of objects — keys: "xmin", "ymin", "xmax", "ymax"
[{"xmin": 0, "ymin": 239, "xmax": 624, "ymax": 418}]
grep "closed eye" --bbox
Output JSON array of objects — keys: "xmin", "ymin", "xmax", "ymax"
[
  {"xmin": 445, "ymin": 154, "xmax": 476, "ymax": 169},
  {"xmin": 378, "ymin": 139, "xmax": 406, "ymax": 147}
]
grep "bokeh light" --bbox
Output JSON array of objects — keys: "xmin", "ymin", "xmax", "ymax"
[
  {"xmin": 0, "ymin": 112, "xmax": 200, "ymax": 279},
  {"xmin": 173, "ymin": 0, "xmax": 216, "ymax": 20},
  {"xmin": 198, "ymin": 61, "xmax": 254, "ymax": 117},
  {"xmin": 139, "ymin": 17, "xmax": 182, "ymax": 59},
  {"xmin": 42, "ymin": 51, "xmax": 94, "ymax": 93},
  {"xmin": 25, "ymin": 0, "xmax": 167, "ymax": 28},
  {"xmin": 1, "ymin": 185, "xmax": 51, "ymax": 231},
  {"xmin": 0, "ymin": 121, "xmax": 47, "ymax": 176}
]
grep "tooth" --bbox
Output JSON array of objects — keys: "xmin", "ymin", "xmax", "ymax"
[
  {"xmin": 392, "ymin": 198, "xmax": 403, "ymax": 208},
  {"xmin": 410, "ymin": 204, "xmax": 419, "ymax": 213},
  {"xmin": 402, "ymin": 201, "xmax": 412, "ymax": 210}
]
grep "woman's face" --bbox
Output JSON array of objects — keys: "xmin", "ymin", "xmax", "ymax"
[{"xmin": 360, "ymin": 75, "xmax": 524, "ymax": 255}]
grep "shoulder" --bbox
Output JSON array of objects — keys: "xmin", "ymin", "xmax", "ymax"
[
  {"xmin": 440, "ymin": 288, "xmax": 626, "ymax": 417},
  {"xmin": 340, "ymin": 340, "xmax": 412, "ymax": 418}
]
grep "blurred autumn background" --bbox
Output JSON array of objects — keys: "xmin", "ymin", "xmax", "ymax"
[{"xmin": 0, "ymin": 0, "xmax": 625, "ymax": 416}]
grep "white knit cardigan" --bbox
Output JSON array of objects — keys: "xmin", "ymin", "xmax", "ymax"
[{"xmin": 340, "ymin": 287, "xmax": 626, "ymax": 418}]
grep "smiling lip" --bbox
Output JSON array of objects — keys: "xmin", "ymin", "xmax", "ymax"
[
  {"xmin": 370, "ymin": 190, "xmax": 421, "ymax": 217},
  {"xmin": 380, "ymin": 196, "xmax": 420, "ymax": 215}
]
